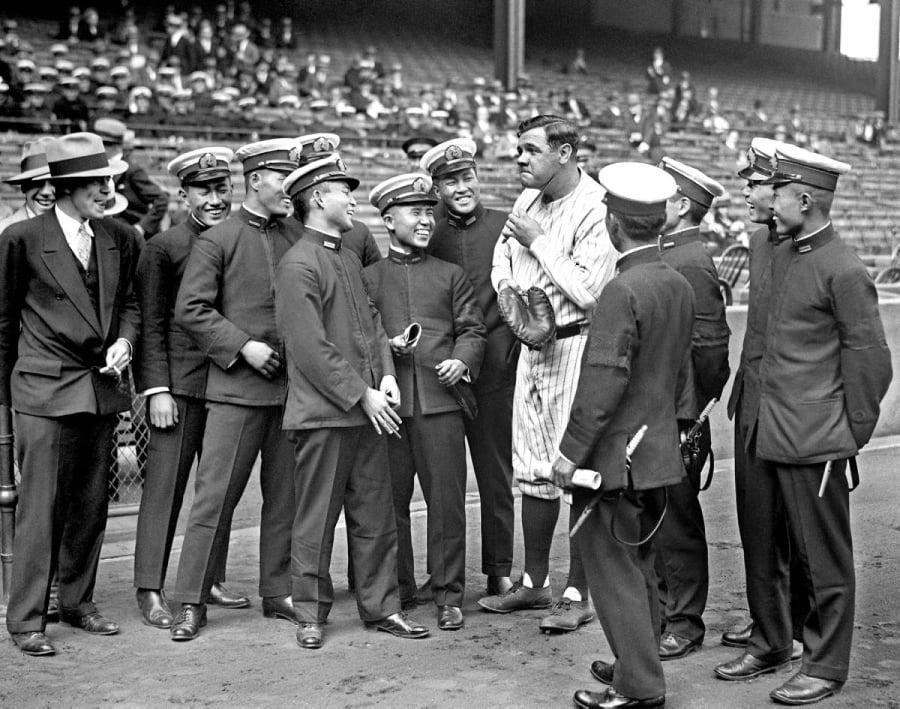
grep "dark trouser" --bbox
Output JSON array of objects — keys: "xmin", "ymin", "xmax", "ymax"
[
  {"xmin": 734, "ymin": 414, "xmax": 809, "ymax": 640},
  {"xmin": 288, "ymin": 425, "xmax": 400, "ymax": 624},
  {"xmin": 743, "ymin": 444, "xmax": 854, "ymax": 682},
  {"xmin": 465, "ymin": 383, "xmax": 515, "ymax": 576},
  {"xmin": 171, "ymin": 403, "xmax": 293, "ymax": 604},
  {"xmin": 574, "ymin": 487, "xmax": 666, "ymax": 700},
  {"xmin": 133, "ymin": 395, "xmax": 227, "ymax": 590},
  {"xmin": 655, "ymin": 423, "xmax": 709, "ymax": 643},
  {"xmin": 389, "ymin": 409, "xmax": 467, "ymax": 607},
  {"xmin": 7, "ymin": 412, "xmax": 117, "ymax": 633}
]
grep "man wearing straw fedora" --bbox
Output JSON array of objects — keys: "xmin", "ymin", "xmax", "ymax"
[
  {"xmin": 1, "ymin": 132, "xmax": 140, "ymax": 656},
  {"xmin": 0, "ymin": 137, "xmax": 57, "ymax": 234}
]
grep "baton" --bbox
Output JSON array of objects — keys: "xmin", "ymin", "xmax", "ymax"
[
  {"xmin": 569, "ymin": 425, "xmax": 648, "ymax": 538},
  {"xmin": 685, "ymin": 398, "xmax": 718, "ymax": 440},
  {"xmin": 817, "ymin": 460, "xmax": 834, "ymax": 498}
]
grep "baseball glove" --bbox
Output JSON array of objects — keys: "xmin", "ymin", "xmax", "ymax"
[{"xmin": 498, "ymin": 286, "xmax": 556, "ymax": 350}]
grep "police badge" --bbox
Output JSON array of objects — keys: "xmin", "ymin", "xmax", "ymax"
[
  {"xmin": 313, "ymin": 136, "xmax": 335, "ymax": 154},
  {"xmin": 199, "ymin": 152, "xmax": 217, "ymax": 169},
  {"xmin": 288, "ymin": 146, "xmax": 301, "ymax": 164},
  {"xmin": 444, "ymin": 144, "xmax": 463, "ymax": 161},
  {"xmin": 412, "ymin": 177, "xmax": 427, "ymax": 193}
]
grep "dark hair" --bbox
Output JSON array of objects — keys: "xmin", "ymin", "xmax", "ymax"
[
  {"xmin": 291, "ymin": 189, "xmax": 311, "ymax": 224},
  {"xmin": 684, "ymin": 198, "xmax": 709, "ymax": 226},
  {"xmin": 612, "ymin": 211, "xmax": 667, "ymax": 241},
  {"xmin": 516, "ymin": 114, "xmax": 579, "ymax": 156}
]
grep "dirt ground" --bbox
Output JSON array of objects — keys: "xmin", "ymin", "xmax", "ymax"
[{"xmin": 1, "ymin": 439, "xmax": 899, "ymax": 708}]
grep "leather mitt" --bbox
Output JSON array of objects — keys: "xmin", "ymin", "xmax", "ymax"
[{"xmin": 498, "ymin": 286, "xmax": 556, "ymax": 350}]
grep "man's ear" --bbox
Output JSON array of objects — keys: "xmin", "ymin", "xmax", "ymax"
[
  {"xmin": 558, "ymin": 142, "xmax": 573, "ymax": 165},
  {"xmin": 382, "ymin": 212, "xmax": 394, "ymax": 232},
  {"xmin": 799, "ymin": 191, "xmax": 813, "ymax": 213},
  {"xmin": 178, "ymin": 187, "xmax": 188, "ymax": 206},
  {"xmin": 247, "ymin": 171, "xmax": 260, "ymax": 192},
  {"xmin": 678, "ymin": 196, "xmax": 691, "ymax": 218}
]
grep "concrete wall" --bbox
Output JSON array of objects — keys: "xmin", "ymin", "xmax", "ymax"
[
  {"xmin": 710, "ymin": 298, "xmax": 900, "ymax": 459},
  {"xmin": 590, "ymin": 0, "xmax": 673, "ymax": 33}
]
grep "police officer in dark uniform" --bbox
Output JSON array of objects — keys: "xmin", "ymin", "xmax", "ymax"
[
  {"xmin": 715, "ymin": 144, "xmax": 892, "ymax": 705},
  {"xmin": 654, "ymin": 156, "xmax": 730, "ymax": 660},
  {"xmin": 167, "ymin": 139, "xmax": 303, "ymax": 641},
  {"xmin": 133, "ymin": 147, "xmax": 249, "ymax": 629},
  {"xmin": 551, "ymin": 162, "xmax": 694, "ymax": 709},
  {"xmin": 421, "ymin": 137, "xmax": 517, "ymax": 597}
]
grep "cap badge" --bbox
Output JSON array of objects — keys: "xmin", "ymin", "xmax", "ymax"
[
  {"xmin": 747, "ymin": 147, "xmax": 757, "ymax": 166},
  {"xmin": 336, "ymin": 157, "xmax": 347, "ymax": 172},
  {"xmin": 313, "ymin": 137, "xmax": 335, "ymax": 153},
  {"xmin": 199, "ymin": 152, "xmax": 217, "ymax": 169},
  {"xmin": 444, "ymin": 144, "xmax": 463, "ymax": 161},
  {"xmin": 288, "ymin": 146, "xmax": 302, "ymax": 163},
  {"xmin": 412, "ymin": 177, "xmax": 427, "ymax": 193}
]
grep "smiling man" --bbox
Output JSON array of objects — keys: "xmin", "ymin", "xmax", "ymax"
[
  {"xmin": 0, "ymin": 138, "xmax": 56, "ymax": 234},
  {"xmin": 364, "ymin": 172, "xmax": 485, "ymax": 629},
  {"xmin": 485, "ymin": 115, "xmax": 617, "ymax": 634},
  {"xmin": 132, "ymin": 147, "xmax": 250, "ymax": 630},
  {"xmin": 422, "ymin": 138, "xmax": 518, "ymax": 601},
  {"xmin": 1, "ymin": 132, "xmax": 139, "ymax": 656},
  {"xmin": 715, "ymin": 143, "xmax": 892, "ymax": 705}
]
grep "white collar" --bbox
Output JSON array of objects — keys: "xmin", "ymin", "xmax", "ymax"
[{"xmin": 55, "ymin": 205, "xmax": 93, "ymax": 239}]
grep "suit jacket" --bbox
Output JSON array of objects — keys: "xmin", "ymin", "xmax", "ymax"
[
  {"xmin": 659, "ymin": 226, "xmax": 731, "ymax": 411},
  {"xmin": 116, "ymin": 163, "xmax": 169, "ymax": 237},
  {"xmin": 275, "ymin": 226, "xmax": 395, "ymax": 430},
  {"xmin": 428, "ymin": 204, "xmax": 517, "ymax": 394},
  {"xmin": 160, "ymin": 34, "xmax": 200, "ymax": 74},
  {"xmin": 135, "ymin": 214, "xmax": 208, "ymax": 398},
  {"xmin": 337, "ymin": 218, "xmax": 382, "ymax": 266},
  {"xmin": 175, "ymin": 206, "xmax": 300, "ymax": 407},
  {"xmin": 364, "ymin": 250, "xmax": 485, "ymax": 417},
  {"xmin": 0, "ymin": 211, "xmax": 140, "ymax": 416},
  {"xmin": 0, "ymin": 205, "xmax": 36, "ymax": 235},
  {"xmin": 752, "ymin": 224, "xmax": 891, "ymax": 463},
  {"xmin": 559, "ymin": 246, "xmax": 694, "ymax": 491}
]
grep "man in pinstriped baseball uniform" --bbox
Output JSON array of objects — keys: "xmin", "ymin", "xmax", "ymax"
[{"xmin": 480, "ymin": 115, "xmax": 617, "ymax": 633}]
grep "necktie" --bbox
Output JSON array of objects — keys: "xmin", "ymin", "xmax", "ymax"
[{"xmin": 75, "ymin": 223, "xmax": 92, "ymax": 270}]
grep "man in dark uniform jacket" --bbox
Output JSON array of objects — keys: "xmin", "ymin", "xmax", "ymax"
[
  {"xmin": 293, "ymin": 132, "xmax": 383, "ymax": 266},
  {"xmin": 277, "ymin": 154, "xmax": 430, "ymax": 650},
  {"xmin": 1, "ymin": 133, "xmax": 139, "ymax": 656},
  {"xmin": 715, "ymin": 145, "xmax": 892, "ymax": 705},
  {"xmin": 654, "ymin": 156, "xmax": 731, "ymax": 661},
  {"xmin": 723, "ymin": 138, "xmax": 808, "ymax": 654},
  {"xmin": 364, "ymin": 172, "xmax": 486, "ymax": 630},
  {"xmin": 552, "ymin": 162, "xmax": 693, "ymax": 709},
  {"xmin": 421, "ymin": 137, "xmax": 517, "ymax": 597},
  {"xmin": 133, "ymin": 147, "xmax": 249, "ymax": 630},
  {"xmin": 167, "ymin": 139, "xmax": 303, "ymax": 641},
  {"xmin": 93, "ymin": 118, "xmax": 169, "ymax": 238}
]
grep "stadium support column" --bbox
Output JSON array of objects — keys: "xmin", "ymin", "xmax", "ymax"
[
  {"xmin": 494, "ymin": 0, "xmax": 524, "ymax": 91},
  {"xmin": 876, "ymin": 0, "xmax": 900, "ymax": 123}
]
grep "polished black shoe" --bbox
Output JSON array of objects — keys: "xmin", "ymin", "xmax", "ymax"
[
  {"xmin": 721, "ymin": 619, "xmax": 753, "ymax": 647},
  {"xmin": 770, "ymin": 671, "xmax": 843, "ymax": 705},
  {"xmin": 366, "ymin": 612, "xmax": 430, "ymax": 639},
  {"xmin": 10, "ymin": 631, "xmax": 56, "ymax": 656},
  {"xmin": 573, "ymin": 687, "xmax": 665, "ymax": 708},
  {"xmin": 438, "ymin": 605, "xmax": 464, "ymax": 631},
  {"xmin": 207, "ymin": 582, "xmax": 250, "ymax": 609},
  {"xmin": 297, "ymin": 622, "xmax": 324, "ymax": 650},
  {"xmin": 658, "ymin": 632, "xmax": 701, "ymax": 660},
  {"xmin": 714, "ymin": 652, "xmax": 790, "ymax": 681},
  {"xmin": 414, "ymin": 577, "xmax": 433, "ymax": 604},
  {"xmin": 170, "ymin": 604, "xmax": 207, "ymax": 642},
  {"xmin": 261, "ymin": 595, "xmax": 297, "ymax": 624},
  {"xmin": 590, "ymin": 660, "xmax": 615, "ymax": 686},
  {"xmin": 136, "ymin": 588, "xmax": 173, "ymax": 629},
  {"xmin": 60, "ymin": 610, "xmax": 119, "ymax": 635}
]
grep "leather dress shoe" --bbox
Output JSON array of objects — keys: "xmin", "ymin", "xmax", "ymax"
[
  {"xmin": 366, "ymin": 612, "xmax": 430, "ymax": 639},
  {"xmin": 297, "ymin": 622, "xmax": 324, "ymax": 650},
  {"xmin": 714, "ymin": 652, "xmax": 790, "ymax": 681},
  {"xmin": 136, "ymin": 589, "xmax": 173, "ymax": 629},
  {"xmin": 486, "ymin": 575, "xmax": 513, "ymax": 596},
  {"xmin": 438, "ymin": 605, "xmax": 464, "ymax": 631},
  {"xmin": 262, "ymin": 595, "xmax": 298, "ymax": 624},
  {"xmin": 477, "ymin": 581, "xmax": 552, "ymax": 613},
  {"xmin": 540, "ymin": 598, "xmax": 595, "ymax": 633},
  {"xmin": 590, "ymin": 660, "xmax": 615, "ymax": 686},
  {"xmin": 658, "ymin": 631, "xmax": 701, "ymax": 660},
  {"xmin": 770, "ymin": 671, "xmax": 843, "ymax": 705},
  {"xmin": 573, "ymin": 687, "xmax": 665, "ymax": 708},
  {"xmin": 61, "ymin": 610, "xmax": 119, "ymax": 635},
  {"xmin": 721, "ymin": 620, "xmax": 753, "ymax": 647},
  {"xmin": 207, "ymin": 582, "xmax": 250, "ymax": 609},
  {"xmin": 170, "ymin": 604, "xmax": 207, "ymax": 641},
  {"xmin": 10, "ymin": 631, "xmax": 56, "ymax": 656}
]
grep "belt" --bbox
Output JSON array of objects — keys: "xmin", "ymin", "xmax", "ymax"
[{"xmin": 556, "ymin": 322, "xmax": 588, "ymax": 340}]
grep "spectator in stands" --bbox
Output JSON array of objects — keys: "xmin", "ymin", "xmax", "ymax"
[
  {"xmin": 0, "ymin": 137, "xmax": 56, "ymax": 234},
  {"xmin": 748, "ymin": 98, "xmax": 768, "ymax": 128},
  {"xmin": 788, "ymin": 104, "xmax": 808, "ymax": 146},
  {"xmin": 230, "ymin": 23, "xmax": 259, "ymax": 74},
  {"xmin": 50, "ymin": 76, "xmax": 90, "ymax": 130},
  {"xmin": 56, "ymin": 6, "xmax": 82, "ymax": 43},
  {"xmin": 856, "ymin": 111, "xmax": 886, "ymax": 151},
  {"xmin": 77, "ymin": 7, "xmax": 104, "ymax": 45},
  {"xmin": 110, "ymin": 65, "xmax": 132, "ymax": 94},
  {"xmin": 94, "ymin": 117, "xmax": 168, "ymax": 237},
  {"xmin": 646, "ymin": 46, "xmax": 672, "ymax": 96},
  {"xmin": 160, "ymin": 14, "xmax": 198, "ymax": 76},
  {"xmin": 94, "ymin": 85, "xmax": 126, "ymax": 120},
  {"xmin": 90, "ymin": 56, "xmax": 111, "ymax": 93},
  {"xmin": 255, "ymin": 17, "xmax": 275, "ymax": 49},
  {"xmin": 195, "ymin": 20, "xmax": 221, "ymax": 73},
  {"xmin": 568, "ymin": 48, "xmax": 588, "ymax": 75},
  {"xmin": 187, "ymin": 4, "xmax": 204, "ymax": 35},
  {"xmin": 701, "ymin": 87, "xmax": 729, "ymax": 135},
  {"xmin": 19, "ymin": 82, "xmax": 53, "ymax": 131},
  {"xmin": 559, "ymin": 87, "xmax": 589, "ymax": 127},
  {"xmin": 129, "ymin": 86, "xmax": 153, "ymax": 118},
  {"xmin": 276, "ymin": 16, "xmax": 297, "ymax": 50},
  {"xmin": 672, "ymin": 71, "xmax": 698, "ymax": 125}
]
